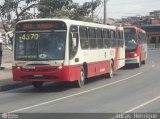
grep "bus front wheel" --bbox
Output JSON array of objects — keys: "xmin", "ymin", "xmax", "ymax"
[
  {"xmin": 32, "ymin": 82, "xmax": 43, "ymax": 89},
  {"xmin": 107, "ymin": 61, "xmax": 114, "ymax": 78},
  {"xmin": 136, "ymin": 57, "xmax": 141, "ymax": 68},
  {"xmin": 141, "ymin": 60, "xmax": 146, "ymax": 64},
  {"xmin": 75, "ymin": 67, "xmax": 85, "ymax": 88}
]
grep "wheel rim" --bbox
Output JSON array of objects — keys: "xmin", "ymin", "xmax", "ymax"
[
  {"xmin": 79, "ymin": 69, "xmax": 85, "ymax": 87},
  {"xmin": 110, "ymin": 63, "xmax": 113, "ymax": 78}
]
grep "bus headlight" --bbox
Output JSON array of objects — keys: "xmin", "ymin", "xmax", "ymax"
[
  {"xmin": 17, "ymin": 66, "xmax": 21, "ymax": 70},
  {"xmin": 134, "ymin": 53, "xmax": 138, "ymax": 57}
]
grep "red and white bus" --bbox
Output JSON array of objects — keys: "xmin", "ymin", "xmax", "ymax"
[
  {"xmin": 123, "ymin": 26, "xmax": 147, "ymax": 67},
  {"xmin": 12, "ymin": 19, "xmax": 125, "ymax": 88}
]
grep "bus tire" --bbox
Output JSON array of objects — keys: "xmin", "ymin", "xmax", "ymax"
[
  {"xmin": 32, "ymin": 82, "xmax": 43, "ymax": 89},
  {"xmin": 136, "ymin": 57, "xmax": 141, "ymax": 68},
  {"xmin": 107, "ymin": 61, "xmax": 114, "ymax": 78},
  {"xmin": 141, "ymin": 60, "xmax": 146, "ymax": 64},
  {"xmin": 75, "ymin": 67, "xmax": 85, "ymax": 88},
  {"xmin": 136, "ymin": 61, "xmax": 141, "ymax": 68}
]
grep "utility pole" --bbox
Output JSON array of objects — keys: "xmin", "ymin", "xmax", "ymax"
[
  {"xmin": 91, "ymin": 0, "xmax": 93, "ymax": 22},
  {"xmin": 34, "ymin": 6, "xmax": 36, "ymax": 18},
  {"xmin": 104, "ymin": 0, "xmax": 109, "ymax": 24}
]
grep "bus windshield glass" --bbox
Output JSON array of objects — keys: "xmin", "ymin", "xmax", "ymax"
[
  {"xmin": 124, "ymin": 28, "xmax": 137, "ymax": 51},
  {"xmin": 15, "ymin": 31, "xmax": 66, "ymax": 60}
]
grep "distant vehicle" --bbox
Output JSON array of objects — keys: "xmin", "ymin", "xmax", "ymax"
[
  {"xmin": 123, "ymin": 26, "xmax": 147, "ymax": 67},
  {"xmin": 5, "ymin": 31, "xmax": 13, "ymax": 44},
  {"xmin": 0, "ymin": 31, "xmax": 13, "ymax": 50},
  {"xmin": 12, "ymin": 19, "xmax": 125, "ymax": 89},
  {"xmin": 5, "ymin": 31, "xmax": 14, "ymax": 50}
]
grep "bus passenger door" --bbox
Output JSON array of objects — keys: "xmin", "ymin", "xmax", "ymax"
[{"xmin": 69, "ymin": 26, "xmax": 80, "ymax": 81}]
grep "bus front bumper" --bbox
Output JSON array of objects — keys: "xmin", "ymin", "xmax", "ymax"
[
  {"xmin": 12, "ymin": 65, "xmax": 80, "ymax": 82},
  {"xmin": 125, "ymin": 56, "xmax": 140, "ymax": 64}
]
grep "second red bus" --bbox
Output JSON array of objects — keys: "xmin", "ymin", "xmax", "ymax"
[{"xmin": 124, "ymin": 26, "xmax": 147, "ymax": 67}]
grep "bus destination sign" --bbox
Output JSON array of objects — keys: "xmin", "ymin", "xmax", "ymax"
[{"xmin": 16, "ymin": 21, "xmax": 66, "ymax": 31}]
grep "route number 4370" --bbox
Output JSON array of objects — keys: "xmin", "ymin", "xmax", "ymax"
[{"xmin": 20, "ymin": 33, "xmax": 39, "ymax": 41}]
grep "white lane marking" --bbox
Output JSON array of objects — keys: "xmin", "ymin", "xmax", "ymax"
[
  {"xmin": 151, "ymin": 60, "xmax": 155, "ymax": 67},
  {"xmin": 9, "ymin": 72, "xmax": 142, "ymax": 113},
  {"xmin": 125, "ymin": 96, "xmax": 160, "ymax": 113}
]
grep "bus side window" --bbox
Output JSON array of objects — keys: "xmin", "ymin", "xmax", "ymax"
[
  {"xmin": 79, "ymin": 27, "xmax": 89, "ymax": 49},
  {"xmin": 97, "ymin": 29, "xmax": 103, "ymax": 49},
  {"xmin": 140, "ymin": 32, "xmax": 146, "ymax": 44},
  {"xmin": 89, "ymin": 28, "xmax": 97, "ymax": 49},
  {"xmin": 142, "ymin": 33, "xmax": 147, "ymax": 43},
  {"xmin": 120, "ymin": 31, "xmax": 124, "ymax": 47},
  {"xmin": 117, "ymin": 30, "xmax": 121, "ymax": 47},
  {"xmin": 103, "ymin": 29, "xmax": 110, "ymax": 48},
  {"xmin": 138, "ymin": 32, "xmax": 143, "ymax": 44},
  {"xmin": 110, "ymin": 30, "xmax": 115, "ymax": 48},
  {"xmin": 69, "ymin": 32, "xmax": 79, "ymax": 60}
]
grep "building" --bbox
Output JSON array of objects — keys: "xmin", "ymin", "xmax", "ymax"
[
  {"xmin": 151, "ymin": 19, "xmax": 160, "ymax": 24},
  {"xmin": 150, "ymin": 10, "xmax": 160, "ymax": 19},
  {"xmin": 149, "ymin": 10, "xmax": 160, "ymax": 25},
  {"xmin": 121, "ymin": 16, "xmax": 151, "ymax": 27},
  {"xmin": 141, "ymin": 25, "xmax": 160, "ymax": 44}
]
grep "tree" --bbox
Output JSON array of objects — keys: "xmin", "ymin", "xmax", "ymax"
[
  {"xmin": 0, "ymin": 0, "xmax": 101, "ymax": 50},
  {"xmin": 68, "ymin": 0, "xmax": 101, "ymax": 20},
  {"xmin": 0, "ymin": 0, "xmax": 39, "ymax": 48},
  {"xmin": 38, "ymin": 0, "xmax": 72, "ymax": 18},
  {"xmin": 38, "ymin": 0, "xmax": 101, "ymax": 21}
]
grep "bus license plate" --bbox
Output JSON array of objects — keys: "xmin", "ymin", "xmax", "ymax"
[{"xmin": 34, "ymin": 74, "xmax": 43, "ymax": 78}]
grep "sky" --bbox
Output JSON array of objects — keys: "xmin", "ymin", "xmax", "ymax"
[{"xmin": 73, "ymin": 0, "xmax": 160, "ymax": 19}]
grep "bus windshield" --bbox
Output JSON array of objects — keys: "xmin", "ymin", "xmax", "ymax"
[
  {"xmin": 124, "ymin": 28, "xmax": 137, "ymax": 51},
  {"xmin": 15, "ymin": 31, "xmax": 66, "ymax": 60}
]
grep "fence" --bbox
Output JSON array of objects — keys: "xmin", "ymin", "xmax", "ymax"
[{"xmin": 147, "ymin": 43, "xmax": 160, "ymax": 50}]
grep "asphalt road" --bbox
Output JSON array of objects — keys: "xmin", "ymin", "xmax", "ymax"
[{"xmin": 0, "ymin": 50, "xmax": 159, "ymax": 115}]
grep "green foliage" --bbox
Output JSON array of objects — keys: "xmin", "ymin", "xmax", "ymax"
[
  {"xmin": 67, "ymin": 0, "xmax": 101, "ymax": 20},
  {"xmin": 38, "ymin": 0, "xmax": 72, "ymax": 18},
  {"xmin": 0, "ymin": 0, "xmax": 101, "ymax": 49},
  {"xmin": 38, "ymin": 0, "xmax": 101, "ymax": 20},
  {"xmin": 0, "ymin": 0, "xmax": 101, "ymax": 21},
  {"xmin": 0, "ymin": 0, "xmax": 38, "ymax": 46},
  {"xmin": 0, "ymin": 0, "xmax": 38, "ymax": 22},
  {"xmin": 0, "ymin": 0, "xmax": 102, "ymax": 23}
]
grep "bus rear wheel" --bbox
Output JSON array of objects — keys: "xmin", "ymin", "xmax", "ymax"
[{"xmin": 32, "ymin": 82, "xmax": 43, "ymax": 89}]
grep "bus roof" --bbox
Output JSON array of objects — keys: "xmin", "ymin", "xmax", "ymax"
[{"xmin": 123, "ymin": 25, "xmax": 146, "ymax": 33}]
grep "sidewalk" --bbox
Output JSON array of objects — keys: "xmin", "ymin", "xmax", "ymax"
[{"xmin": 0, "ymin": 47, "xmax": 30, "ymax": 91}]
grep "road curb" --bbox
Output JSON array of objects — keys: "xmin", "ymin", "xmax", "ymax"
[{"xmin": 0, "ymin": 82, "xmax": 31, "ymax": 92}]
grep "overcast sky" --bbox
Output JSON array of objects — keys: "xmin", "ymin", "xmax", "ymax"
[{"xmin": 73, "ymin": 0, "xmax": 160, "ymax": 19}]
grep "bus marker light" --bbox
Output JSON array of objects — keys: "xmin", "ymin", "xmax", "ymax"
[
  {"xmin": 58, "ymin": 66, "xmax": 63, "ymax": 69},
  {"xmin": 58, "ymin": 63, "xmax": 64, "ymax": 69}
]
